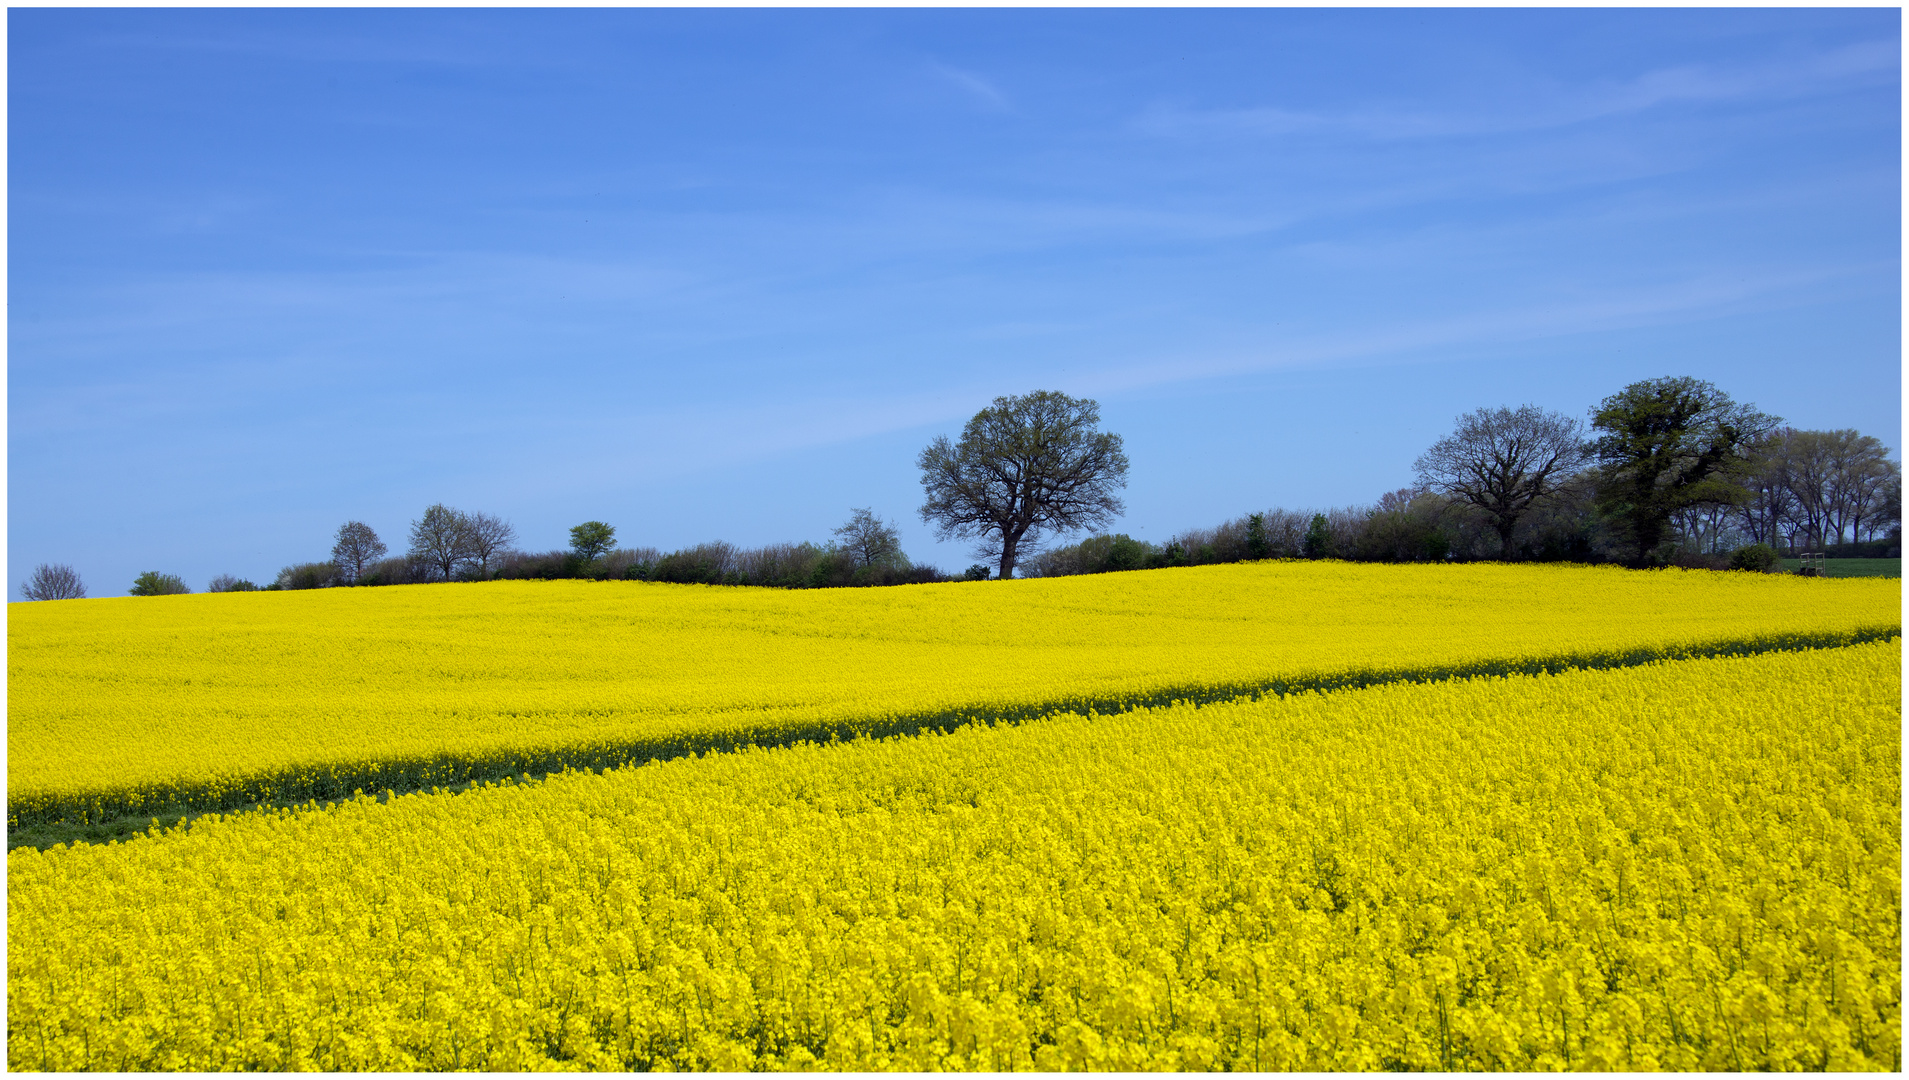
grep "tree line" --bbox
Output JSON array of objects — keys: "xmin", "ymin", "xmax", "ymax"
[
  {"xmin": 14, "ymin": 506, "xmax": 956, "ymax": 600},
  {"xmin": 17, "ymin": 376, "xmax": 1899, "ymax": 601},
  {"xmin": 1028, "ymin": 377, "xmax": 1898, "ymax": 578},
  {"xmin": 250, "ymin": 504, "xmax": 960, "ymax": 593}
]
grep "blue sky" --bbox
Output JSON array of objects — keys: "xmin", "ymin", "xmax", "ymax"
[{"xmin": 9, "ymin": 8, "xmax": 1901, "ymax": 595}]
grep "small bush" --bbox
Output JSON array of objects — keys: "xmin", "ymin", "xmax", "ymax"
[
  {"xmin": 1028, "ymin": 534, "xmax": 1159, "ymax": 577},
  {"xmin": 653, "ymin": 542, "xmax": 743, "ymax": 586},
  {"xmin": 129, "ymin": 571, "xmax": 190, "ymax": 596},
  {"xmin": 206, "ymin": 575, "xmax": 261, "ymax": 593},
  {"xmin": 1728, "ymin": 544, "xmax": 1779, "ymax": 573},
  {"xmin": 492, "ymin": 550, "xmax": 580, "ymax": 581},
  {"xmin": 353, "ymin": 556, "xmax": 434, "ymax": 586},
  {"xmin": 273, "ymin": 563, "xmax": 336, "ymax": 591},
  {"xmin": 964, "ymin": 564, "xmax": 992, "ymax": 581},
  {"xmin": 1666, "ymin": 551, "xmax": 1729, "ymax": 572}
]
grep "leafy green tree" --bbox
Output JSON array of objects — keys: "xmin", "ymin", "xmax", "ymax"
[
  {"xmin": 1245, "ymin": 513, "xmax": 1270, "ymax": 560},
  {"xmin": 1303, "ymin": 514, "xmax": 1333, "ymax": 559},
  {"xmin": 1591, "ymin": 377, "xmax": 1779, "ymax": 564},
  {"xmin": 129, "ymin": 571, "xmax": 190, "ymax": 596},
  {"xmin": 918, "ymin": 390, "xmax": 1129, "ymax": 579},
  {"xmin": 570, "ymin": 520, "xmax": 616, "ymax": 562}
]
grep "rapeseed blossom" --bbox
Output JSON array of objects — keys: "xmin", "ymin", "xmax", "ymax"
[
  {"xmin": 9, "ymin": 562, "xmax": 1897, "ymax": 824},
  {"xmin": 9, "ymin": 642, "xmax": 1898, "ymax": 1070}
]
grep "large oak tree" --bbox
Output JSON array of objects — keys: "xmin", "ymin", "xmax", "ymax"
[
  {"xmin": 1414, "ymin": 405, "xmax": 1592, "ymax": 559},
  {"xmin": 918, "ymin": 391, "xmax": 1128, "ymax": 580},
  {"xmin": 1590, "ymin": 376, "xmax": 1779, "ymax": 564}
]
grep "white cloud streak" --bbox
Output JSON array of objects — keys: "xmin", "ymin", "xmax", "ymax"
[
  {"xmin": 927, "ymin": 61, "xmax": 1013, "ymax": 112},
  {"xmin": 1134, "ymin": 38, "xmax": 1899, "ymax": 143}
]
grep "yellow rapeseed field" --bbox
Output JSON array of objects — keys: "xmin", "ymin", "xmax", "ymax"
[
  {"xmin": 8, "ymin": 562, "xmax": 1898, "ymax": 824},
  {"xmin": 9, "ymin": 642, "xmax": 1898, "ymax": 1070}
]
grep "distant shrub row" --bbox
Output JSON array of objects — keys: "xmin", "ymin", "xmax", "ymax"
[
  {"xmin": 1023, "ymin": 486, "xmax": 1842, "ymax": 579},
  {"xmin": 255, "ymin": 502, "xmax": 971, "ymax": 594},
  {"xmin": 266, "ymin": 543, "xmax": 957, "ymax": 591}
]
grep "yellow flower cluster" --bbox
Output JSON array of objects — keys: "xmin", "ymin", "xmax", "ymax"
[
  {"xmin": 10, "ymin": 642, "xmax": 1898, "ymax": 1071},
  {"xmin": 10, "ymin": 562, "xmax": 1898, "ymax": 825}
]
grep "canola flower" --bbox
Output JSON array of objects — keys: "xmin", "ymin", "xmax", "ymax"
[
  {"xmin": 9, "ymin": 561, "xmax": 1898, "ymax": 825},
  {"xmin": 9, "ymin": 641, "xmax": 1899, "ymax": 1070}
]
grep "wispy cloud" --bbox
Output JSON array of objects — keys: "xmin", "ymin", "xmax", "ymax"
[
  {"xmin": 1134, "ymin": 38, "xmax": 1899, "ymax": 143},
  {"xmin": 1073, "ymin": 260, "xmax": 1892, "ymax": 400},
  {"xmin": 928, "ymin": 60, "xmax": 1013, "ymax": 112},
  {"xmin": 482, "ymin": 257, "xmax": 1892, "ymax": 499}
]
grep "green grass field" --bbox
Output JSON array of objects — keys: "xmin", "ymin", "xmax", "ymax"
[{"xmin": 1780, "ymin": 557, "xmax": 1901, "ymax": 578}]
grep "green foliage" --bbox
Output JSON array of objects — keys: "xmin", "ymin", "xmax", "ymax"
[
  {"xmin": 570, "ymin": 521, "xmax": 616, "ymax": 563},
  {"xmin": 1303, "ymin": 514, "xmax": 1334, "ymax": 560},
  {"xmin": 129, "ymin": 571, "xmax": 190, "ymax": 597},
  {"xmin": 1728, "ymin": 544, "xmax": 1779, "ymax": 573},
  {"xmin": 963, "ymin": 564, "xmax": 992, "ymax": 581},
  {"xmin": 1353, "ymin": 493, "xmax": 1454, "ymax": 564},
  {"xmin": 653, "ymin": 543, "xmax": 748, "ymax": 586},
  {"xmin": 918, "ymin": 390, "xmax": 1128, "ymax": 579},
  {"xmin": 1245, "ymin": 513, "xmax": 1270, "ymax": 560},
  {"xmin": 273, "ymin": 563, "xmax": 335, "ymax": 591},
  {"xmin": 486, "ymin": 540, "xmax": 947, "ymax": 590},
  {"xmin": 492, "ymin": 551, "xmax": 587, "ymax": 581},
  {"xmin": 1591, "ymin": 376, "xmax": 1780, "ymax": 565},
  {"xmin": 1103, "ymin": 534, "xmax": 1154, "ymax": 572},
  {"xmin": 1777, "ymin": 557, "xmax": 1901, "ymax": 579},
  {"xmin": 354, "ymin": 557, "xmax": 433, "ymax": 587},
  {"xmin": 206, "ymin": 575, "xmax": 260, "ymax": 593}
]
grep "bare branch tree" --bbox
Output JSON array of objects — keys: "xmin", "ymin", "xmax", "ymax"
[
  {"xmin": 1865, "ymin": 467, "xmax": 1902, "ymax": 545},
  {"xmin": 408, "ymin": 504, "xmax": 474, "ymax": 583},
  {"xmin": 22, "ymin": 563, "xmax": 86, "ymax": 601},
  {"xmin": 1823, "ymin": 430, "xmax": 1897, "ymax": 545},
  {"xmin": 1777, "ymin": 429, "xmax": 1841, "ymax": 550},
  {"xmin": 1745, "ymin": 428, "xmax": 1899, "ymax": 550},
  {"xmin": 1414, "ymin": 405, "xmax": 1592, "ymax": 558},
  {"xmin": 1735, "ymin": 429, "xmax": 1797, "ymax": 550},
  {"xmin": 832, "ymin": 508, "xmax": 906, "ymax": 570},
  {"xmin": 331, "ymin": 521, "xmax": 388, "ymax": 584},
  {"xmin": 462, "ymin": 511, "xmax": 517, "ymax": 578},
  {"xmin": 918, "ymin": 391, "xmax": 1128, "ymax": 579}
]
